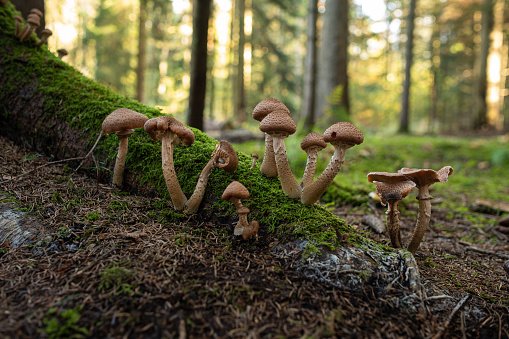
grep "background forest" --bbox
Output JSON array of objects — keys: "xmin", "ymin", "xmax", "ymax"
[{"xmin": 17, "ymin": 0, "xmax": 509, "ymax": 134}]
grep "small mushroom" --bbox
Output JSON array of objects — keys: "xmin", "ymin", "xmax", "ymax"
[
  {"xmin": 250, "ymin": 153, "xmax": 259, "ymax": 170},
  {"xmin": 252, "ymin": 98, "xmax": 291, "ymax": 178},
  {"xmin": 367, "ymin": 175, "xmax": 416, "ymax": 248},
  {"xmin": 222, "ymin": 181, "xmax": 251, "ymax": 235},
  {"xmin": 35, "ymin": 28, "xmax": 52, "ymax": 47},
  {"xmin": 243, "ymin": 220, "xmax": 259, "ymax": 240},
  {"xmin": 399, "ymin": 166, "xmax": 454, "ymax": 254},
  {"xmin": 29, "ymin": 8, "xmax": 43, "ymax": 18},
  {"xmin": 259, "ymin": 110, "xmax": 301, "ymax": 198},
  {"xmin": 57, "ymin": 49, "xmax": 68, "ymax": 59},
  {"xmin": 300, "ymin": 132, "xmax": 327, "ymax": 188},
  {"xmin": 185, "ymin": 140, "xmax": 238, "ymax": 214},
  {"xmin": 19, "ymin": 14, "xmax": 40, "ymax": 42},
  {"xmin": 101, "ymin": 108, "xmax": 149, "ymax": 188},
  {"xmin": 301, "ymin": 122, "xmax": 364, "ymax": 205},
  {"xmin": 14, "ymin": 16, "xmax": 23, "ymax": 37},
  {"xmin": 144, "ymin": 116, "xmax": 195, "ymax": 211}
]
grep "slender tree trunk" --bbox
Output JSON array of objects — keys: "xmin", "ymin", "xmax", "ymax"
[
  {"xmin": 316, "ymin": 0, "xmax": 349, "ymax": 126},
  {"xmin": 187, "ymin": 0, "xmax": 212, "ymax": 130},
  {"xmin": 398, "ymin": 0, "xmax": 417, "ymax": 134},
  {"xmin": 302, "ymin": 0, "xmax": 318, "ymax": 131},
  {"xmin": 136, "ymin": 0, "xmax": 148, "ymax": 103},
  {"xmin": 10, "ymin": 0, "xmax": 45, "ymax": 38},
  {"xmin": 236, "ymin": 0, "xmax": 246, "ymax": 123}
]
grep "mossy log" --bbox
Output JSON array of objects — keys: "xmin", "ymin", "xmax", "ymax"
[{"xmin": 0, "ymin": 3, "xmax": 372, "ymax": 251}]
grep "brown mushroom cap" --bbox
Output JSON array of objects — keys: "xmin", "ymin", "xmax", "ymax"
[
  {"xmin": 222, "ymin": 181, "xmax": 250, "ymax": 201},
  {"xmin": 259, "ymin": 110, "xmax": 297, "ymax": 136},
  {"xmin": 252, "ymin": 98, "xmax": 291, "ymax": 122},
  {"xmin": 374, "ymin": 180, "xmax": 416, "ymax": 205},
  {"xmin": 40, "ymin": 28, "xmax": 52, "ymax": 37},
  {"xmin": 323, "ymin": 122, "xmax": 364, "ymax": 146},
  {"xmin": 30, "ymin": 8, "xmax": 43, "ymax": 17},
  {"xmin": 399, "ymin": 166, "xmax": 454, "ymax": 187},
  {"xmin": 301, "ymin": 132, "xmax": 327, "ymax": 151},
  {"xmin": 57, "ymin": 49, "xmax": 68, "ymax": 56},
  {"xmin": 26, "ymin": 14, "xmax": 40, "ymax": 26},
  {"xmin": 242, "ymin": 220, "xmax": 259, "ymax": 240},
  {"xmin": 367, "ymin": 171, "xmax": 409, "ymax": 184},
  {"xmin": 144, "ymin": 116, "xmax": 195, "ymax": 145},
  {"xmin": 102, "ymin": 108, "xmax": 149, "ymax": 135},
  {"xmin": 215, "ymin": 140, "xmax": 238, "ymax": 173},
  {"xmin": 14, "ymin": 15, "xmax": 23, "ymax": 22}
]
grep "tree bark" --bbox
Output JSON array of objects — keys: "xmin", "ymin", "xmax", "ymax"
[
  {"xmin": 187, "ymin": 0, "xmax": 212, "ymax": 130},
  {"xmin": 302, "ymin": 0, "xmax": 318, "ymax": 131},
  {"xmin": 136, "ymin": 0, "xmax": 148, "ymax": 103},
  {"xmin": 235, "ymin": 0, "xmax": 246, "ymax": 124},
  {"xmin": 398, "ymin": 0, "xmax": 417, "ymax": 134}
]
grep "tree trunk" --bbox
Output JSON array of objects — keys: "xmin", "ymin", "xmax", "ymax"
[
  {"xmin": 235, "ymin": 0, "xmax": 245, "ymax": 124},
  {"xmin": 10, "ymin": 0, "xmax": 45, "ymax": 38},
  {"xmin": 187, "ymin": 0, "xmax": 212, "ymax": 130},
  {"xmin": 316, "ymin": 0, "xmax": 349, "ymax": 127},
  {"xmin": 398, "ymin": 0, "xmax": 417, "ymax": 134},
  {"xmin": 136, "ymin": 0, "xmax": 148, "ymax": 103},
  {"xmin": 302, "ymin": 0, "xmax": 318, "ymax": 131}
]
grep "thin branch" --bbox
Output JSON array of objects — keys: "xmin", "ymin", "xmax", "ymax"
[
  {"xmin": 465, "ymin": 246, "xmax": 509, "ymax": 259},
  {"xmin": 432, "ymin": 295, "xmax": 470, "ymax": 339}
]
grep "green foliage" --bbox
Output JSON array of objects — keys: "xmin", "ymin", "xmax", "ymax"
[
  {"xmin": 98, "ymin": 265, "xmax": 136, "ymax": 296},
  {"xmin": 41, "ymin": 307, "xmax": 89, "ymax": 339}
]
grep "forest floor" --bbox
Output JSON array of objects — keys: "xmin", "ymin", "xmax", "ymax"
[{"xmin": 0, "ymin": 134, "xmax": 508, "ymax": 339}]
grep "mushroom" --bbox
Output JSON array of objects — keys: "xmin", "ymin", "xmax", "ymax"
[
  {"xmin": 57, "ymin": 49, "xmax": 68, "ymax": 59},
  {"xmin": 250, "ymin": 153, "xmax": 259, "ymax": 170},
  {"xmin": 101, "ymin": 108, "xmax": 149, "ymax": 188},
  {"xmin": 259, "ymin": 110, "xmax": 301, "ymax": 199},
  {"xmin": 19, "ymin": 14, "xmax": 40, "ymax": 42},
  {"xmin": 399, "ymin": 166, "xmax": 454, "ymax": 254},
  {"xmin": 35, "ymin": 28, "xmax": 52, "ymax": 47},
  {"xmin": 252, "ymin": 98, "xmax": 291, "ymax": 177},
  {"xmin": 242, "ymin": 220, "xmax": 259, "ymax": 240},
  {"xmin": 301, "ymin": 122, "xmax": 364, "ymax": 205},
  {"xmin": 367, "ymin": 172, "xmax": 416, "ymax": 248},
  {"xmin": 144, "ymin": 116, "xmax": 195, "ymax": 211},
  {"xmin": 29, "ymin": 8, "xmax": 43, "ymax": 18},
  {"xmin": 14, "ymin": 16, "xmax": 23, "ymax": 37},
  {"xmin": 185, "ymin": 140, "xmax": 238, "ymax": 214},
  {"xmin": 222, "ymin": 181, "xmax": 251, "ymax": 236},
  {"xmin": 300, "ymin": 132, "xmax": 327, "ymax": 188}
]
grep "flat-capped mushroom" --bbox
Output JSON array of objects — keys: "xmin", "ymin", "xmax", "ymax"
[
  {"xmin": 19, "ymin": 14, "xmax": 40, "ymax": 42},
  {"xmin": 368, "ymin": 176, "xmax": 416, "ymax": 248},
  {"xmin": 101, "ymin": 108, "xmax": 149, "ymax": 188},
  {"xmin": 57, "ymin": 49, "xmax": 68, "ymax": 59},
  {"xmin": 185, "ymin": 140, "xmax": 238, "ymax": 214},
  {"xmin": 259, "ymin": 110, "xmax": 301, "ymax": 198},
  {"xmin": 222, "ymin": 181, "xmax": 251, "ymax": 235},
  {"xmin": 35, "ymin": 28, "xmax": 52, "ymax": 47},
  {"xmin": 252, "ymin": 98, "xmax": 290, "ymax": 178},
  {"xmin": 29, "ymin": 8, "xmax": 43, "ymax": 18},
  {"xmin": 399, "ymin": 166, "xmax": 454, "ymax": 254},
  {"xmin": 300, "ymin": 132, "xmax": 327, "ymax": 188},
  {"xmin": 301, "ymin": 122, "xmax": 364, "ymax": 205},
  {"xmin": 144, "ymin": 116, "xmax": 195, "ymax": 211},
  {"xmin": 14, "ymin": 16, "xmax": 23, "ymax": 37}
]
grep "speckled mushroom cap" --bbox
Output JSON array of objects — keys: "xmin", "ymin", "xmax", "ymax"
[
  {"xmin": 252, "ymin": 98, "xmax": 291, "ymax": 122},
  {"xmin": 367, "ymin": 172, "xmax": 409, "ymax": 184},
  {"xmin": 102, "ymin": 108, "xmax": 149, "ymax": 135},
  {"xmin": 222, "ymin": 181, "xmax": 250, "ymax": 201},
  {"xmin": 374, "ymin": 180, "xmax": 416, "ymax": 205},
  {"xmin": 14, "ymin": 15, "xmax": 23, "ymax": 22},
  {"xmin": 399, "ymin": 166, "xmax": 454, "ymax": 187},
  {"xmin": 215, "ymin": 140, "xmax": 238, "ymax": 173},
  {"xmin": 30, "ymin": 8, "xmax": 43, "ymax": 17},
  {"xmin": 26, "ymin": 13, "xmax": 40, "ymax": 26},
  {"xmin": 144, "ymin": 116, "xmax": 195, "ymax": 145},
  {"xmin": 301, "ymin": 132, "xmax": 327, "ymax": 151},
  {"xmin": 323, "ymin": 122, "xmax": 364, "ymax": 146},
  {"xmin": 259, "ymin": 110, "xmax": 296, "ymax": 136},
  {"xmin": 40, "ymin": 28, "xmax": 53, "ymax": 37}
]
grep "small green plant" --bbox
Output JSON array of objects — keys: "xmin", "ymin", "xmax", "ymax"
[
  {"xmin": 85, "ymin": 211, "xmax": 101, "ymax": 221},
  {"xmin": 423, "ymin": 257, "xmax": 436, "ymax": 268},
  {"xmin": 41, "ymin": 307, "xmax": 89, "ymax": 339},
  {"xmin": 98, "ymin": 265, "xmax": 136, "ymax": 296}
]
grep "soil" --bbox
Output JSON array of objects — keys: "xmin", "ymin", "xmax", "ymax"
[{"xmin": 0, "ymin": 135, "xmax": 508, "ymax": 338}]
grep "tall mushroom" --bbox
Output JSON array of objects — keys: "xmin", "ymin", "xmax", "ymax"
[
  {"xmin": 399, "ymin": 166, "xmax": 454, "ymax": 254},
  {"xmin": 300, "ymin": 132, "xmax": 327, "ymax": 188},
  {"xmin": 222, "ymin": 181, "xmax": 251, "ymax": 236},
  {"xmin": 185, "ymin": 140, "xmax": 238, "ymax": 214},
  {"xmin": 35, "ymin": 28, "xmax": 52, "ymax": 47},
  {"xmin": 19, "ymin": 14, "xmax": 40, "ymax": 42},
  {"xmin": 301, "ymin": 122, "xmax": 364, "ymax": 205},
  {"xmin": 14, "ymin": 16, "xmax": 23, "ymax": 37},
  {"xmin": 259, "ymin": 110, "xmax": 301, "ymax": 198},
  {"xmin": 144, "ymin": 116, "xmax": 195, "ymax": 211},
  {"xmin": 101, "ymin": 108, "xmax": 149, "ymax": 188},
  {"xmin": 252, "ymin": 98, "xmax": 291, "ymax": 178},
  {"xmin": 367, "ymin": 172, "xmax": 416, "ymax": 248}
]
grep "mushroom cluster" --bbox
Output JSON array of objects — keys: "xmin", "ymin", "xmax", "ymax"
[
  {"xmin": 252, "ymin": 98, "xmax": 364, "ymax": 205},
  {"xmin": 368, "ymin": 166, "xmax": 453, "ymax": 254},
  {"xmin": 222, "ymin": 181, "xmax": 259, "ymax": 240}
]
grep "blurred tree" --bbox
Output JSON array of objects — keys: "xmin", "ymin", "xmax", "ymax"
[
  {"xmin": 398, "ymin": 0, "xmax": 417, "ymax": 133},
  {"xmin": 11, "ymin": 0, "xmax": 45, "ymax": 38},
  {"xmin": 302, "ymin": 0, "xmax": 318, "ymax": 131},
  {"xmin": 136, "ymin": 0, "xmax": 148, "ymax": 103},
  {"xmin": 187, "ymin": 0, "xmax": 212, "ymax": 130},
  {"xmin": 233, "ymin": 0, "xmax": 246, "ymax": 123},
  {"xmin": 316, "ymin": 0, "xmax": 349, "ymax": 127}
]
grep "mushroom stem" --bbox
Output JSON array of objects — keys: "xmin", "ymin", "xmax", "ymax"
[
  {"xmin": 185, "ymin": 153, "xmax": 219, "ymax": 214},
  {"xmin": 112, "ymin": 134, "xmax": 129, "ymax": 188},
  {"xmin": 386, "ymin": 200, "xmax": 402, "ymax": 248},
  {"xmin": 301, "ymin": 148, "xmax": 319, "ymax": 188},
  {"xmin": 301, "ymin": 144, "xmax": 348, "ymax": 205},
  {"xmin": 260, "ymin": 133, "xmax": 278, "ymax": 177},
  {"xmin": 235, "ymin": 209, "xmax": 250, "ymax": 235},
  {"xmin": 407, "ymin": 186, "xmax": 432, "ymax": 254},
  {"xmin": 162, "ymin": 131, "xmax": 187, "ymax": 210},
  {"xmin": 272, "ymin": 134, "xmax": 302, "ymax": 199}
]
